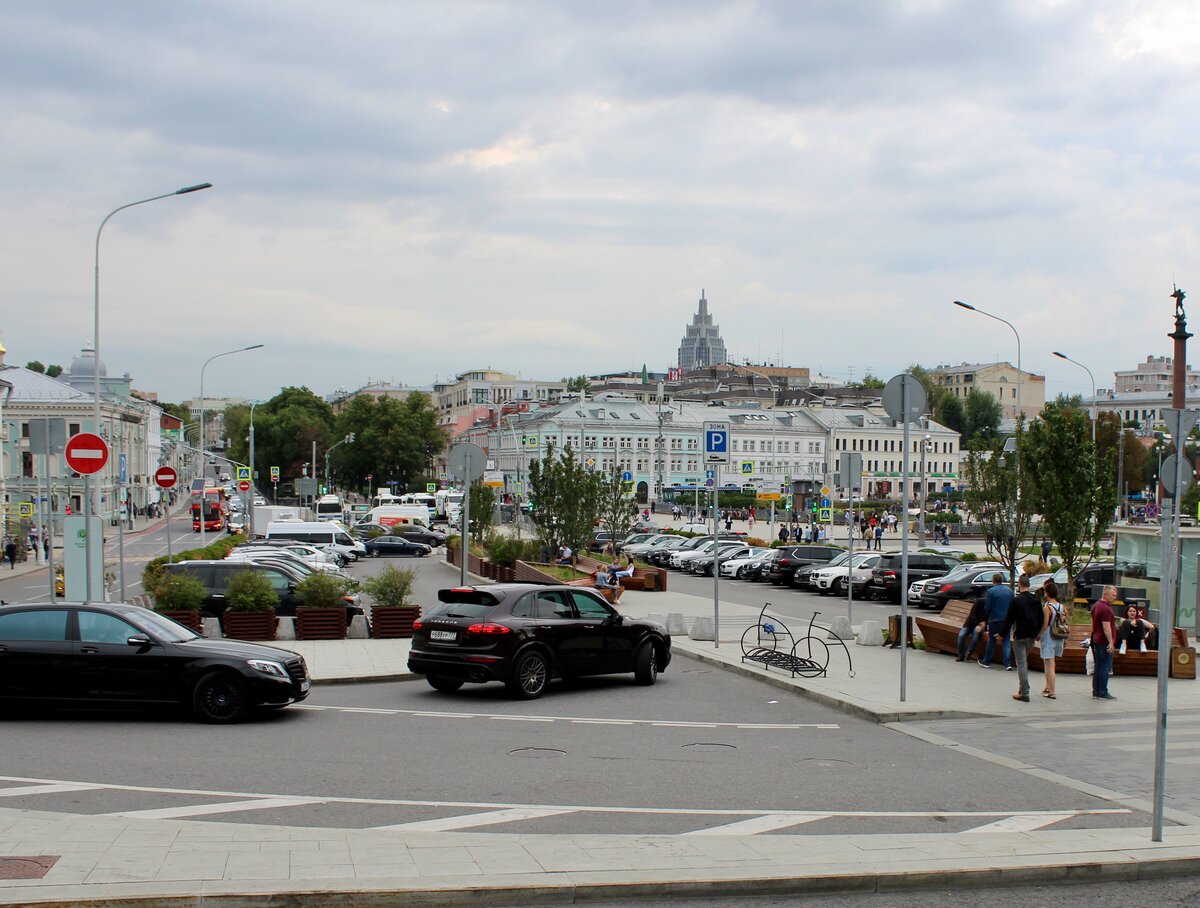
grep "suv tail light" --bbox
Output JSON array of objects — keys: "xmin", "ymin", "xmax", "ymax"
[
  {"xmin": 466, "ymin": 623, "xmax": 512, "ymax": 636},
  {"xmin": 412, "ymin": 620, "xmax": 423, "ymax": 630},
  {"xmin": 883, "ymin": 570, "xmax": 897, "ymax": 578},
  {"xmin": 938, "ymin": 583, "xmax": 953, "ymax": 593}
]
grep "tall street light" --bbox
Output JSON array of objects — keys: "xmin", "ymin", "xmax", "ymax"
[
  {"xmin": 199, "ymin": 344, "xmax": 264, "ymax": 546},
  {"xmin": 1052, "ymin": 351, "xmax": 1097, "ymax": 443},
  {"xmin": 952, "ymin": 301, "xmax": 1022, "ymax": 428},
  {"xmin": 91, "ymin": 182, "xmax": 211, "ymax": 596},
  {"xmin": 743, "ymin": 367, "xmax": 780, "ymax": 528},
  {"xmin": 918, "ymin": 432, "xmax": 932, "ymax": 546}
]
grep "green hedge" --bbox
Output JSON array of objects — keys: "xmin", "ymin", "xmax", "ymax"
[{"xmin": 142, "ymin": 535, "xmax": 244, "ymax": 598}]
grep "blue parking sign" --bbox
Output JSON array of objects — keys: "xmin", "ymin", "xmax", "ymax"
[{"xmin": 703, "ymin": 421, "xmax": 729, "ymax": 464}]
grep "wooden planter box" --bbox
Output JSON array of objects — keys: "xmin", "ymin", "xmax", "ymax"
[
  {"xmin": 157, "ymin": 610, "xmax": 204, "ymax": 633},
  {"xmin": 296, "ymin": 607, "xmax": 347, "ymax": 640},
  {"xmin": 223, "ymin": 609, "xmax": 277, "ymax": 641},
  {"xmin": 496, "ymin": 566, "xmax": 515, "ymax": 583},
  {"xmin": 371, "ymin": 605, "xmax": 422, "ymax": 639}
]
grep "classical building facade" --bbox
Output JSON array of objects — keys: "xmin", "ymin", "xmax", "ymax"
[{"xmin": 930, "ymin": 361, "xmax": 1046, "ymax": 421}]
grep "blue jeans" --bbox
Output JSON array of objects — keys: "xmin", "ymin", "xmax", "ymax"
[
  {"xmin": 982, "ymin": 621, "xmax": 1010, "ymax": 666},
  {"xmin": 1092, "ymin": 642, "xmax": 1114, "ymax": 696},
  {"xmin": 957, "ymin": 625, "xmax": 982, "ymax": 660}
]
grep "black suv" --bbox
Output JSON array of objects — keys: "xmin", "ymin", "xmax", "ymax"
[
  {"xmin": 1072, "ymin": 563, "xmax": 1117, "ymax": 603},
  {"xmin": 920, "ymin": 567, "xmax": 1014, "ymax": 610},
  {"xmin": 408, "ymin": 584, "xmax": 672, "ymax": 699},
  {"xmin": 868, "ymin": 553, "xmax": 961, "ymax": 603},
  {"xmin": 766, "ymin": 545, "xmax": 843, "ymax": 585}
]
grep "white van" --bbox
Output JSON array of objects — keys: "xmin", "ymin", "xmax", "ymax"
[
  {"xmin": 265, "ymin": 521, "xmax": 367, "ymax": 561},
  {"xmin": 360, "ymin": 506, "xmax": 431, "ymax": 529}
]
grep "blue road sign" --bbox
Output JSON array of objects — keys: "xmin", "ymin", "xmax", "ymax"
[
  {"xmin": 622, "ymin": 470, "xmax": 633, "ymax": 482},
  {"xmin": 118, "ymin": 453, "xmax": 127, "ymax": 484},
  {"xmin": 703, "ymin": 421, "xmax": 730, "ymax": 464},
  {"xmin": 820, "ymin": 497, "xmax": 831, "ymax": 509},
  {"xmin": 705, "ymin": 469, "xmax": 716, "ymax": 480}
]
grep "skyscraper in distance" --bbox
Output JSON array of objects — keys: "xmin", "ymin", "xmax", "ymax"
[{"xmin": 677, "ymin": 290, "xmax": 727, "ymax": 373}]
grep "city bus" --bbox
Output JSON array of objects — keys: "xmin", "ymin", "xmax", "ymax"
[
  {"xmin": 314, "ymin": 494, "xmax": 345, "ymax": 523},
  {"xmin": 191, "ymin": 486, "xmax": 228, "ymax": 533}
]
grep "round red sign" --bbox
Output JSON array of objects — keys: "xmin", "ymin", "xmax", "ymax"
[
  {"xmin": 64, "ymin": 432, "xmax": 110, "ymax": 476},
  {"xmin": 155, "ymin": 466, "xmax": 178, "ymax": 489},
  {"xmin": 238, "ymin": 480, "xmax": 251, "ymax": 492}
]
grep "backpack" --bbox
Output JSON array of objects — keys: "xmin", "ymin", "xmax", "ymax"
[{"xmin": 1050, "ymin": 603, "xmax": 1070, "ymax": 639}]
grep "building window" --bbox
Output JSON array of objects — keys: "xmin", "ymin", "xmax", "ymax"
[{"xmin": 670, "ymin": 438, "xmax": 682, "ymax": 450}]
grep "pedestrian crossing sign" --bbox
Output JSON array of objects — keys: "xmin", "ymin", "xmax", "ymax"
[
  {"xmin": 741, "ymin": 461, "xmax": 753, "ymax": 475},
  {"xmin": 236, "ymin": 466, "xmax": 251, "ymax": 482},
  {"xmin": 819, "ymin": 507, "xmax": 832, "ymax": 522}
]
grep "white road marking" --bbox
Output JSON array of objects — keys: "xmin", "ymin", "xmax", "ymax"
[
  {"xmin": 0, "ymin": 775, "xmax": 1130, "ymax": 833},
  {"xmin": 1068, "ymin": 728, "xmax": 1200, "ymax": 741},
  {"xmin": 107, "ymin": 797, "xmax": 322, "ymax": 819},
  {"xmin": 293, "ymin": 704, "xmax": 837, "ymax": 730},
  {"xmin": 964, "ymin": 813, "xmax": 1076, "ymax": 833},
  {"xmin": 374, "ymin": 807, "xmax": 575, "ymax": 832},
  {"xmin": 0, "ymin": 783, "xmax": 102, "ymax": 797},
  {"xmin": 684, "ymin": 813, "xmax": 832, "ymax": 835}
]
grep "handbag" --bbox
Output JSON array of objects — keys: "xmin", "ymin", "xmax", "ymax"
[{"xmin": 1050, "ymin": 603, "xmax": 1070, "ymax": 639}]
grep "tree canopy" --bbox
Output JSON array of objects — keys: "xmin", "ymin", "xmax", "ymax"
[{"xmin": 526, "ymin": 441, "xmax": 603, "ymax": 556}]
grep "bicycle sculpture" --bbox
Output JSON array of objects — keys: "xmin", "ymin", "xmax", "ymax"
[{"xmin": 740, "ymin": 604, "xmax": 855, "ymax": 679}]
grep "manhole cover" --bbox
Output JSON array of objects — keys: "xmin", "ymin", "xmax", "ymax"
[
  {"xmin": 0, "ymin": 856, "xmax": 58, "ymax": 880},
  {"xmin": 681, "ymin": 743, "xmax": 737, "ymax": 751},
  {"xmin": 509, "ymin": 747, "xmax": 567, "ymax": 758},
  {"xmin": 796, "ymin": 757, "xmax": 852, "ymax": 768}
]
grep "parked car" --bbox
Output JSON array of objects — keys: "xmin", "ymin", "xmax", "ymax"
[
  {"xmin": 913, "ymin": 562, "xmax": 1005, "ymax": 604},
  {"xmin": 622, "ymin": 535, "xmax": 678, "ymax": 558},
  {"xmin": 408, "ymin": 584, "xmax": 672, "ymax": 699},
  {"xmin": 394, "ymin": 526, "xmax": 446, "ymax": 548},
  {"xmin": 719, "ymin": 547, "xmax": 773, "ymax": 579},
  {"xmin": 678, "ymin": 523, "xmax": 711, "ymax": 534},
  {"xmin": 226, "ymin": 547, "xmax": 347, "ymax": 575},
  {"xmin": 164, "ymin": 560, "xmax": 361, "ymax": 621},
  {"xmin": 766, "ymin": 545, "xmax": 844, "ymax": 586},
  {"xmin": 744, "ymin": 549, "xmax": 782, "ymax": 582},
  {"xmin": 685, "ymin": 543, "xmax": 755, "ymax": 576},
  {"xmin": 868, "ymin": 553, "xmax": 962, "ymax": 603},
  {"xmin": 811, "ymin": 553, "xmax": 884, "ymax": 596},
  {"xmin": 590, "ymin": 531, "xmax": 616, "ymax": 551},
  {"xmin": 615, "ymin": 532, "xmax": 659, "ymax": 553},
  {"xmin": 791, "ymin": 551, "xmax": 852, "ymax": 590},
  {"xmin": 648, "ymin": 535, "xmax": 710, "ymax": 567},
  {"xmin": 363, "ymin": 536, "xmax": 433, "ymax": 558},
  {"xmin": 920, "ymin": 566, "xmax": 1015, "ymax": 610},
  {"xmin": 0, "ymin": 601, "xmax": 310, "ymax": 723}
]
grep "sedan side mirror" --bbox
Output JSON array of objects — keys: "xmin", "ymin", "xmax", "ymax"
[{"xmin": 126, "ymin": 634, "xmax": 155, "ymax": 646}]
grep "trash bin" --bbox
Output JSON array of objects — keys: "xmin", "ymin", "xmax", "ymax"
[{"xmin": 642, "ymin": 571, "xmax": 659, "ymax": 592}]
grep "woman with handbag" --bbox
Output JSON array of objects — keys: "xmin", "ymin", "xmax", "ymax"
[{"xmin": 1039, "ymin": 580, "xmax": 1068, "ymax": 699}]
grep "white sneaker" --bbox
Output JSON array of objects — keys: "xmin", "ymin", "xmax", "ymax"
[
  {"xmin": 1140, "ymin": 642, "xmax": 1148, "ymax": 653},
  {"xmin": 1119, "ymin": 643, "xmax": 1127, "ymax": 655}
]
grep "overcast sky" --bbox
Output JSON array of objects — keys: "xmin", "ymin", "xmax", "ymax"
[{"xmin": 2, "ymin": 0, "xmax": 1198, "ymax": 405}]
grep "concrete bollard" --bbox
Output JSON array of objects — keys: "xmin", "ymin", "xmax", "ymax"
[
  {"xmin": 348, "ymin": 615, "xmax": 370, "ymax": 639},
  {"xmin": 666, "ymin": 613, "xmax": 688, "ymax": 636},
  {"xmin": 856, "ymin": 619, "xmax": 883, "ymax": 646},
  {"xmin": 276, "ymin": 616, "xmax": 297, "ymax": 640},
  {"xmin": 202, "ymin": 617, "xmax": 221, "ymax": 639},
  {"xmin": 689, "ymin": 617, "xmax": 716, "ymax": 641},
  {"xmin": 827, "ymin": 615, "xmax": 854, "ymax": 640}
]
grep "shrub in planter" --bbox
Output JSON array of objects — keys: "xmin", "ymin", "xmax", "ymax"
[
  {"xmin": 151, "ymin": 573, "xmax": 206, "ymax": 632},
  {"xmin": 362, "ymin": 565, "xmax": 421, "ymax": 638},
  {"xmin": 223, "ymin": 570, "xmax": 278, "ymax": 641},
  {"xmin": 295, "ymin": 572, "xmax": 352, "ymax": 640}
]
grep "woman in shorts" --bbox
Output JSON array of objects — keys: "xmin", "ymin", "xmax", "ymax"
[{"xmin": 1039, "ymin": 580, "xmax": 1066, "ymax": 699}]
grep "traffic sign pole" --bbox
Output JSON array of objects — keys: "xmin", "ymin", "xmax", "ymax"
[{"xmin": 712, "ymin": 468, "xmax": 720, "ymax": 650}]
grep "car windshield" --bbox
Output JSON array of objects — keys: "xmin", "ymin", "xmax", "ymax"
[
  {"xmin": 128, "ymin": 608, "xmax": 199, "ymax": 643},
  {"xmin": 850, "ymin": 554, "xmax": 877, "ymax": 567}
]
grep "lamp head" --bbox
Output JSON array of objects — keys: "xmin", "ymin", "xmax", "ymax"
[
  {"xmin": 1052, "ymin": 351, "xmax": 1067, "ymax": 360},
  {"xmin": 952, "ymin": 300, "xmax": 975, "ymax": 311},
  {"xmin": 176, "ymin": 183, "xmax": 213, "ymax": 194}
]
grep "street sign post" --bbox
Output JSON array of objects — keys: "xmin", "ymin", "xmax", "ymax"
[
  {"xmin": 64, "ymin": 433, "xmax": 109, "ymax": 475},
  {"xmin": 270, "ymin": 466, "xmax": 280, "ymax": 482},
  {"xmin": 238, "ymin": 480, "xmax": 251, "ymax": 492},
  {"xmin": 64, "ymin": 432, "xmax": 109, "ymax": 603},
  {"xmin": 236, "ymin": 466, "xmax": 251, "ymax": 482},
  {"xmin": 154, "ymin": 467, "xmax": 178, "ymax": 488},
  {"xmin": 449, "ymin": 442, "xmax": 486, "ymax": 585},
  {"xmin": 703, "ymin": 422, "xmax": 730, "ymax": 465},
  {"xmin": 118, "ymin": 453, "xmax": 127, "ymax": 484}
]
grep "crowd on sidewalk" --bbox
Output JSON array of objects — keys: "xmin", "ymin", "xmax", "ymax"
[{"xmin": 954, "ymin": 575, "xmax": 1150, "ymax": 704}]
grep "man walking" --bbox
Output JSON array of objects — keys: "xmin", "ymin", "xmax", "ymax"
[
  {"xmin": 1003, "ymin": 574, "xmax": 1043, "ymax": 702},
  {"xmin": 1091, "ymin": 585, "xmax": 1120, "ymax": 700},
  {"xmin": 979, "ymin": 573, "xmax": 1014, "ymax": 669}
]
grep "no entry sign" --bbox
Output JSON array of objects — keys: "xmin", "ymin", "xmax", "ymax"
[
  {"xmin": 238, "ymin": 480, "xmax": 251, "ymax": 492},
  {"xmin": 64, "ymin": 432, "xmax": 109, "ymax": 475},
  {"xmin": 155, "ymin": 466, "xmax": 178, "ymax": 489}
]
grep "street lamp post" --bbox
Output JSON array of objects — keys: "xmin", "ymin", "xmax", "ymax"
[
  {"xmin": 918, "ymin": 433, "xmax": 932, "ymax": 546},
  {"xmin": 1052, "ymin": 351, "xmax": 1097, "ymax": 443},
  {"xmin": 198, "ymin": 344, "xmax": 264, "ymax": 546},
  {"xmin": 91, "ymin": 182, "xmax": 211, "ymax": 599},
  {"xmin": 325, "ymin": 433, "xmax": 355, "ymax": 498},
  {"xmin": 248, "ymin": 402, "xmax": 258, "ymax": 538},
  {"xmin": 743, "ymin": 368, "xmax": 780, "ymax": 528}
]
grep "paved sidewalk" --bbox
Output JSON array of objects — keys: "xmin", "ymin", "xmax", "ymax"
[{"xmin": 7, "ymin": 559, "xmax": 1200, "ymax": 905}]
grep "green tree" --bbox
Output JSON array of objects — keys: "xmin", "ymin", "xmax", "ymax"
[
  {"xmin": 963, "ymin": 388, "xmax": 1003, "ymax": 446},
  {"xmin": 962, "ymin": 436, "xmax": 1038, "ymax": 583},
  {"xmin": 331, "ymin": 393, "xmax": 447, "ymax": 495},
  {"xmin": 1021, "ymin": 403, "xmax": 1116, "ymax": 595},
  {"xmin": 25, "ymin": 360, "xmax": 45, "ymax": 373},
  {"xmin": 937, "ymin": 393, "xmax": 966, "ymax": 434},
  {"xmin": 45, "ymin": 364, "xmax": 63, "ymax": 378},
  {"xmin": 227, "ymin": 387, "xmax": 335, "ymax": 486},
  {"xmin": 467, "ymin": 480, "xmax": 496, "ymax": 543},
  {"xmin": 526, "ymin": 441, "xmax": 603, "ymax": 557},
  {"xmin": 562, "ymin": 374, "xmax": 590, "ymax": 393},
  {"xmin": 855, "ymin": 372, "xmax": 885, "ymax": 389},
  {"xmin": 596, "ymin": 465, "xmax": 638, "ymax": 549},
  {"xmin": 1052, "ymin": 393, "xmax": 1085, "ymax": 410}
]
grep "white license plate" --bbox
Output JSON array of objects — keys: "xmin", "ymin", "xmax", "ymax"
[
  {"xmin": 430, "ymin": 630, "xmax": 457, "ymax": 641},
  {"xmin": 300, "ymin": 680, "xmax": 310, "ymax": 693}
]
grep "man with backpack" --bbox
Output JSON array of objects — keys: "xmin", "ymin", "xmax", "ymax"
[{"xmin": 1003, "ymin": 574, "xmax": 1044, "ymax": 702}]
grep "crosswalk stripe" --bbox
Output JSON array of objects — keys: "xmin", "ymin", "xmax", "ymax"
[
  {"xmin": 964, "ymin": 813, "xmax": 1076, "ymax": 833},
  {"xmin": 0, "ymin": 783, "xmax": 102, "ymax": 797},
  {"xmin": 106, "ymin": 797, "xmax": 322, "ymax": 819},
  {"xmin": 373, "ymin": 807, "xmax": 575, "ymax": 832},
  {"xmin": 684, "ymin": 813, "xmax": 831, "ymax": 835}
]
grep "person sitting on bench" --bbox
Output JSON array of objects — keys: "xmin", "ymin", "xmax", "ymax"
[
  {"xmin": 956, "ymin": 594, "xmax": 988, "ymax": 662},
  {"xmin": 613, "ymin": 557, "xmax": 636, "ymax": 582},
  {"xmin": 556, "ymin": 545, "xmax": 573, "ymax": 566},
  {"xmin": 1118, "ymin": 604, "xmax": 1155, "ymax": 654}
]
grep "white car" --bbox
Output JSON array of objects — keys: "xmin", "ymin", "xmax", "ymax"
[
  {"xmin": 679, "ymin": 523, "xmax": 711, "ymax": 534},
  {"xmin": 720, "ymin": 547, "xmax": 772, "ymax": 578},
  {"xmin": 622, "ymin": 534, "xmax": 675, "ymax": 557},
  {"xmin": 812, "ymin": 553, "xmax": 884, "ymax": 595},
  {"xmin": 227, "ymin": 548, "xmax": 346, "ymax": 575},
  {"xmin": 671, "ymin": 541, "xmax": 718, "ymax": 569}
]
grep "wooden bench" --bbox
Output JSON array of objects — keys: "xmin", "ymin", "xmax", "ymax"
[
  {"xmin": 566, "ymin": 576, "xmax": 623, "ymax": 603},
  {"xmin": 915, "ymin": 600, "xmax": 984, "ymax": 658}
]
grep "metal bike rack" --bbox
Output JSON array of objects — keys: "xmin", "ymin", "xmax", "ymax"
[{"xmin": 740, "ymin": 604, "xmax": 854, "ymax": 678}]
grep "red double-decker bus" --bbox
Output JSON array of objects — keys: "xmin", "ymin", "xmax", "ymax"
[{"xmin": 191, "ymin": 486, "xmax": 227, "ymax": 532}]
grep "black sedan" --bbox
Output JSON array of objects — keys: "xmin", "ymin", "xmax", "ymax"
[
  {"xmin": 364, "ymin": 536, "xmax": 433, "ymax": 558},
  {"xmin": 408, "ymin": 584, "xmax": 672, "ymax": 699},
  {"xmin": 0, "ymin": 602, "xmax": 309, "ymax": 723}
]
